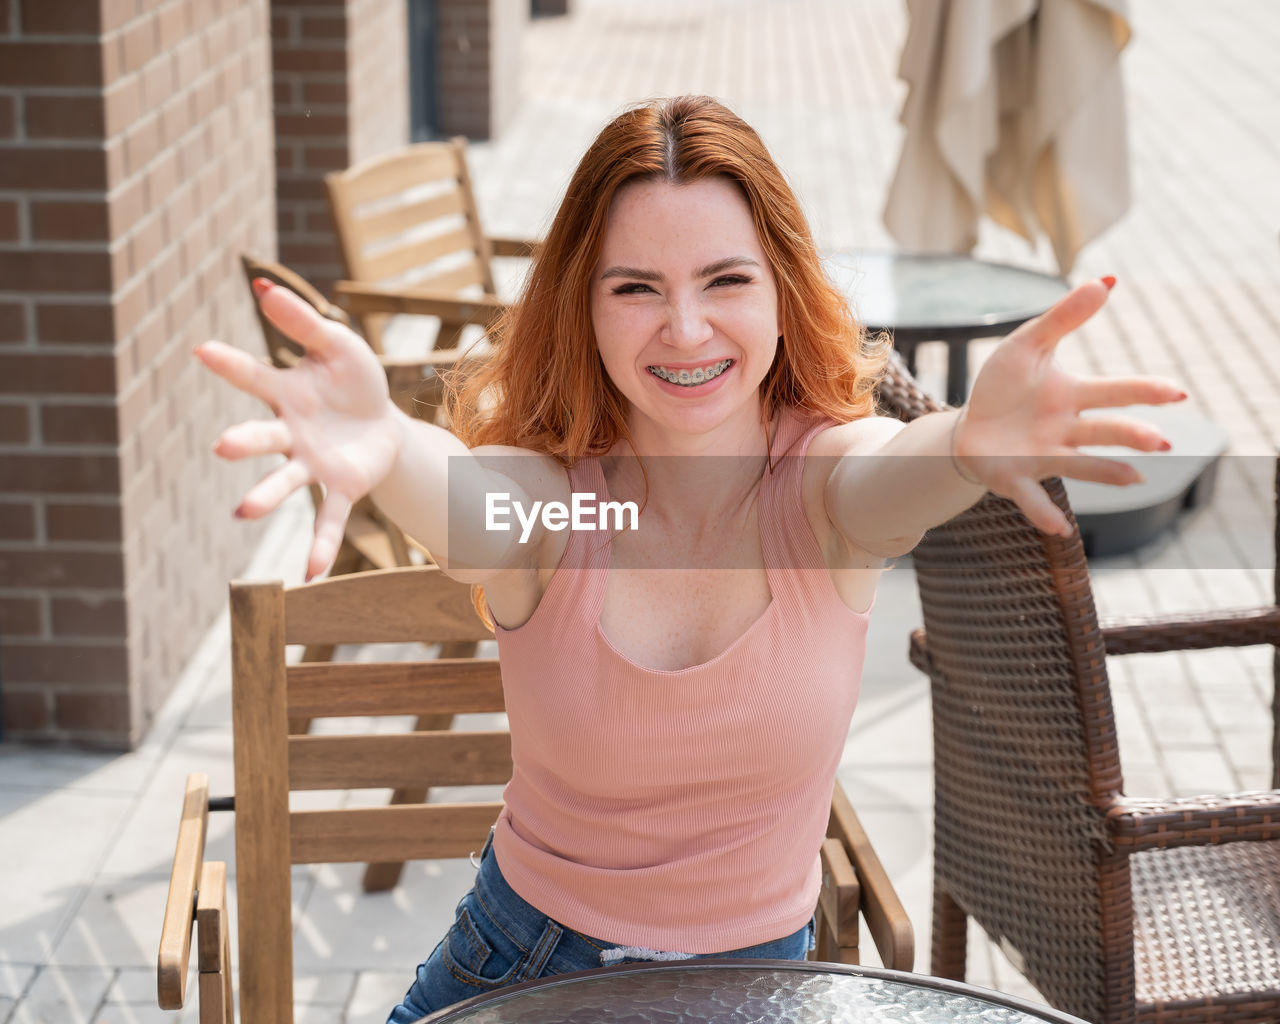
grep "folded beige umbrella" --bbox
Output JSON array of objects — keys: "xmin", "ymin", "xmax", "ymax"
[{"xmin": 883, "ymin": 0, "xmax": 1132, "ymax": 274}]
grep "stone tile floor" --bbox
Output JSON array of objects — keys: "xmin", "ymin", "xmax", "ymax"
[{"xmin": 2, "ymin": 1, "xmax": 1278, "ymax": 1021}]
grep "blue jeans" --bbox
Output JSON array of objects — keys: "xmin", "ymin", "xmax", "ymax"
[{"xmin": 386, "ymin": 833, "xmax": 816, "ymax": 1022}]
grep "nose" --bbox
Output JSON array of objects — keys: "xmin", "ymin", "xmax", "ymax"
[{"xmin": 662, "ymin": 296, "xmax": 714, "ymax": 350}]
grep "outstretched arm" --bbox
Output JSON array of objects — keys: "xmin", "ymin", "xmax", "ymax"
[
  {"xmin": 824, "ymin": 278, "xmax": 1186, "ymax": 555},
  {"xmin": 198, "ymin": 280, "xmax": 541, "ymax": 581}
]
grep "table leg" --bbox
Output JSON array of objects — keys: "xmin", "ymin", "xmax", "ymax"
[{"xmin": 945, "ymin": 339, "xmax": 969, "ymax": 408}]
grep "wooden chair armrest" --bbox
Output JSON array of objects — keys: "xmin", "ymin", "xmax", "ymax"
[
  {"xmin": 1107, "ymin": 790, "xmax": 1280, "ymax": 852},
  {"xmin": 158, "ymin": 773, "xmax": 210, "ymax": 1009},
  {"xmin": 332, "ymin": 281, "xmax": 506, "ymax": 325},
  {"xmin": 829, "ymin": 781, "xmax": 915, "ymax": 971},
  {"xmin": 1101, "ymin": 607, "xmax": 1280, "ymax": 656},
  {"xmin": 196, "ymin": 861, "xmax": 234, "ymax": 1024},
  {"xmin": 487, "ymin": 235, "xmax": 539, "ymax": 258}
]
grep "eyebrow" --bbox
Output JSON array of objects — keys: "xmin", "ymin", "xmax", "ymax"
[{"xmin": 599, "ymin": 256, "xmax": 760, "ymax": 282}]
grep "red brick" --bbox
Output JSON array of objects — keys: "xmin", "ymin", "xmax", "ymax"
[
  {"xmin": 0, "ymin": 42, "xmax": 104, "ymax": 87},
  {"xmin": 3, "ymin": 689, "xmax": 50, "ymax": 732},
  {"xmin": 0, "ymin": 199, "xmax": 18, "ymax": 241},
  {"xmin": 30, "ymin": 200, "xmax": 110, "ymax": 242},
  {"xmin": 41, "ymin": 402, "xmax": 119, "ymax": 444},
  {"xmin": 45, "ymin": 500, "xmax": 123, "ymax": 542},
  {"xmin": 0, "ymin": 96, "xmax": 15, "ymax": 138},
  {"xmin": 35, "ymin": 302, "xmax": 114, "ymax": 344},
  {"xmin": 300, "ymin": 80, "xmax": 347, "ymax": 106},
  {"xmin": 0, "ymin": 597, "xmax": 44, "ymax": 636},
  {"xmin": 25, "ymin": 94, "xmax": 105, "ymax": 139},
  {"xmin": 0, "ymin": 550, "xmax": 124, "ymax": 588},
  {"xmin": 302, "ymin": 143, "xmax": 347, "ymax": 171},
  {"xmin": 20, "ymin": 0, "xmax": 102, "ymax": 34},
  {"xmin": 3, "ymin": 641, "xmax": 128, "ymax": 684},
  {"xmin": 272, "ymin": 49, "xmax": 347, "ymax": 74},
  {"xmin": 0, "ymin": 452, "xmax": 119, "ymax": 492},
  {"xmin": 0, "ymin": 403, "xmax": 29, "ymax": 443},
  {"xmin": 0, "ymin": 352, "xmax": 117, "ymax": 395},
  {"xmin": 51, "ymin": 595, "xmax": 127, "ymax": 637},
  {"xmin": 56, "ymin": 690, "xmax": 132, "ymax": 732},
  {"xmin": 0, "ymin": 303, "xmax": 25, "ymax": 344},
  {"xmin": 300, "ymin": 14, "xmax": 347, "ymax": 39},
  {"xmin": 0, "ymin": 499, "xmax": 36, "ymax": 539},
  {"xmin": 0, "ymin": 147, "xmax": 109, "ymax": 190}
]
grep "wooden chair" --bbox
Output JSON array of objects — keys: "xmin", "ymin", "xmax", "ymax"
[
  {"xmin": 157, "ymin": 567, "xmax": 912, "ymax": 1024},
  {"xmin": 887, "ymin": 431, "xmax": 1280, "ymax": 1015},
  {"xmin": 324, "ymin": 137, "xmax": 535, "ymax": 356}
]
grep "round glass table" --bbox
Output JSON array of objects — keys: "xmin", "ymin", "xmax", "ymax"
[
  {"xmin": 415, "ymin": 961, "xmax": 1090, "ymax": 1023},
  {"xmin": 823, "ymin": 250, "xmax": 1070, "ymax": 405}
]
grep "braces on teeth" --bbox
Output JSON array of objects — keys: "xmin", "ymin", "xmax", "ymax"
[{"xmin": 648, "ymin": 360, "xmax": 732, "ymax": 386}]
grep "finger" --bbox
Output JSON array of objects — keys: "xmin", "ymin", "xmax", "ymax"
[
  {"xmin": 306, "ymin": 490, "xmax": 354, "ymax": 583},
  {"xmin": 195, "ymin": 340, "xmax": 283, "ymax": 403},
  {"xmin": 1007, "ymin": 476, "xmax": 1073, "ymax": 537},
  {"xmin": 236, "ymin": 459, "xmax": 312, "ymax": 519},
  {"xmin": 254, "ymin": 280, "xmax": 346, "ymax": 360},
  {"xmin": 214, "ymin": 419, "xmax": 293, "ymax": 460},
  {"xmin": 1074, "ymin": 375, "xmax": 1187, "ymax": 409},
  {"xmin": 1015, "ymin": 278, "xmax": 1111, "ymax": 355},
  {"xmin": 1063, "ymin": 416, "xmax": 1169, "ymax": 452}
]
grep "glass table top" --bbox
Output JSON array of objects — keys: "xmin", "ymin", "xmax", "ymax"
[
  {"xmin": 823, "ymin": 250, "xmax": 1069, "ymax": 335},
  {"xmin": 419, "ymin": 962, "xmax": 1089, "ymax": 1024}
]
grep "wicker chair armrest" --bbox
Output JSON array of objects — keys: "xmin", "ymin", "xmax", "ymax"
[
  {"xmin": 907, "ymin": 627, "xmax": 932, "ymax": 675},
  {"xmin": 157, "ymin": 773, "xmax": 210, "ymax": 1009},
  {"xmin": 487, "ymin": 235, "xmax": 539, "ymax": 258},
  {"xmin": 1107, "ymin": 791, "xmax": 1280, "ymax": 852},
  {"xmin": 332, "ymin": 281, "xmax": 506, "ymax": 326},
  {"xmin": 1101, "ymin": 607, "xmax": 1280, "ymax": 656}
]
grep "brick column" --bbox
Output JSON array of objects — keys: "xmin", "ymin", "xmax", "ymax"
[
  {"xmin": 271, "ymin": 0, "xmax": 408, "ymax": 293},
  {"xmin": 0, "ymin": 0, "xmax": 275, "ymax": 747},
  {"xmin": 436, "ymin": 0, "xmax": 526, "ymax": 140}
]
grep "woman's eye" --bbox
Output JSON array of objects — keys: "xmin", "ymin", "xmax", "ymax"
[
  {"xmin": 611, "ymin": 282, "xmax": 654, "ymax": 295},
  {"xmin": 710, "ymin": 274, "xmax": 751, "ymax": 287}
]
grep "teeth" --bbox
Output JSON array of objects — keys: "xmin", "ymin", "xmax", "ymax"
[{"xmin": 649, "ymin": 360, "xmax": 731, "ymax": 386}]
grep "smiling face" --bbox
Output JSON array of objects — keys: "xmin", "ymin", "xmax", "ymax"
[{"xmin": 590, "ymin": 176, "xmax": 781, "ymax": 450}]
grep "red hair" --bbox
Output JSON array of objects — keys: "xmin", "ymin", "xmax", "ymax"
[{"xmin": 446, "ymin": 95, "xmax": 886, "ymax": 457}]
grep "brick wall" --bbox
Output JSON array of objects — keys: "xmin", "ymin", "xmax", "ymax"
[
  {"xmin": 271, "ymin": 0, "xmax": 408, "ymax": 293},
  {"xmin": 436, "ymin": 0, "xmax": 526, "ymax": 140},
  {"xmin": 0, "ymin": 0, "xmax": 275, "ymax": 748}
]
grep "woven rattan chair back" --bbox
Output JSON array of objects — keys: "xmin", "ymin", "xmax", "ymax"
[{"xmin": 911, "ymin": 485, "xmax": 1120, "ymax": 1022}]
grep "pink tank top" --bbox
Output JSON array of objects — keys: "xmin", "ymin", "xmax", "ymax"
[{"xmin": 491, "ymin": 406, "xmax": 871, "ymax": 953}]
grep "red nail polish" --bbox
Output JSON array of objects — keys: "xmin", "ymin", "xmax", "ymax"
[
  {"xmin": 1100, "ymin": 275, "xmax": 1117, "ymax": 291},
  {"xmin": 1159, "ymin": 440, "xmax": 1172, "ymax": 451},
  {"xmin": 251, "ymin": 277, "xmax": 272, "ymax": 298}
]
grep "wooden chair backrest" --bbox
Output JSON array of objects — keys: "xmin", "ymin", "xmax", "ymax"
[
  {"xmin": 325, "ymin": 139, "xmax": 496, "ymax": 351},
  {"xmin": 231, "ymin": 567, "xmax": 502, "ymax": 1024}
]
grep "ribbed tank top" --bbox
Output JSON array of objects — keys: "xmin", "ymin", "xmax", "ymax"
[{"xmin": 490, "ymin": 406, "xmax": 871, "ymax": 953}]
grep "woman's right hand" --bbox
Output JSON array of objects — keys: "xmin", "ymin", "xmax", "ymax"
[{"xmin": 196, "ymin": 279, "xmax": 402, "ymax": 579}]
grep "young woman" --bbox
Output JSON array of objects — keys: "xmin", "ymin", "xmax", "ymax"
[{"xmin": 197, "ymin": 96, "xmax": 1182, "ymax": 1017}]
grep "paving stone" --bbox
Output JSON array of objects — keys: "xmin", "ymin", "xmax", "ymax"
[{"xmin": 9, "ymin": 966, "xmax": 113, "ymax": 1024}]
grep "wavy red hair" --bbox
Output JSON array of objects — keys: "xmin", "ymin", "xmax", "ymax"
[{"xmin": 445, "ymin": 95, "xmax": 886, "ymax": 458}]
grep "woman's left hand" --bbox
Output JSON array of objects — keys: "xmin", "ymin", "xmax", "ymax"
[{"xmin": 952, "ymin": 277, "xmax": 1187, "ymax": 537}]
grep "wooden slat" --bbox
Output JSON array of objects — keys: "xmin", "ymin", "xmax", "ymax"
[
  {"xmin": 230, "ymin": 581, "xmax": 294, "ymax": 1024},
  {"xmin": 334, "ymin": 281, "xmax": 505, "ymax": 324},
  {"xmin": 361, "ymin": 225, "xmax": 478, "ymax": 282},
  {"xmin": 453, "ymin": 139, "xmax": 497, "ymax": 293},
  {"xmin": 195, "ymin": 861, "xmax": 232, "ymax": 1024},
  {"xmin": 357, "ymin": 188, "xmax": 466, "ymax": 242},
  {"xmin": 284, "ymin": 567, "xmax": 491, "ymax": 645},
  {"xmin": 413, "ymin": 260, "xmax": 486, "ymax": 294},
  {"xmin": 287, "ymin": 659, "xmax": 504, "ymax": 717},
  {"xmin": 830, "ymin": 781, "xmax": 915, "ymax": 972},
  {"xmin": 818, "ymin": 836, "xmax": 861, "ymax": 963},
  {"xmin": 157, "ymin": 773, "xmax": 209, "ymax": 1010},
  {"xmin": 290, "ymin": 802, "xmax": 503, "ymax": 863},
  {"xmin": 288, "ymin": 731, "xmax": 512, "ymax": 790},
  {"xmin": 332, "ymin": 143, "xmax": 461, "ymax": 210}
]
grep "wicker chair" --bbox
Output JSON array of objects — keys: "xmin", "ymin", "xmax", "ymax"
[{"xmin": 876, "ymin": 357, "xmax": 1280, "ymax": 1023}]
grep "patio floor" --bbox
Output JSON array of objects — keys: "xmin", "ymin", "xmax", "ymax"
[{"xmin": 2, "ymin": 1, "xmax": 1277, "ymax": 1022}]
